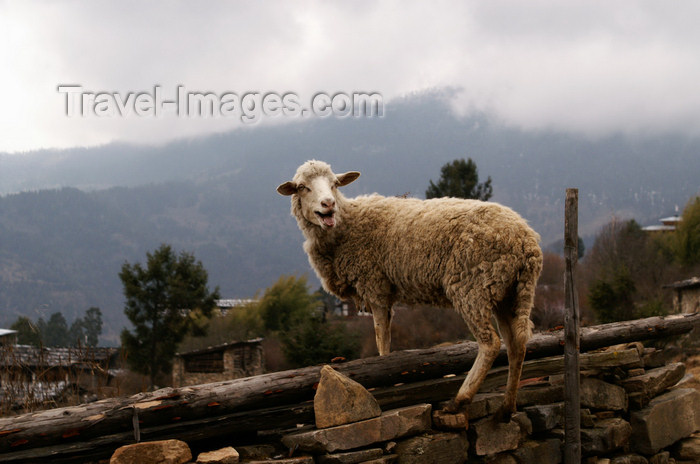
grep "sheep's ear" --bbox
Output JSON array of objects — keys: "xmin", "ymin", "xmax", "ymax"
[
  {"xmin": 337, "ymin": 171, "xmax": 360, "ymax": 187},
  {"xmin": 277, "ymin": 181, "xmax": 297, "ymax": 196}
]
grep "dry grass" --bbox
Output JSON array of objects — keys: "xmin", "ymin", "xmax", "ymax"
[
  {"xmin": 261, "ymin": 336, "xmax": 293, "ymax": 372},
  {"xmin": 342, "ymin": 305, "xmax": 470, "ymax": 358}
]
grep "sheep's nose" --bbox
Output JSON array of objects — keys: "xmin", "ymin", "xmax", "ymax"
[{"xmin": 321, "ymin": 198, "xmax": 335, "ymax": 209}]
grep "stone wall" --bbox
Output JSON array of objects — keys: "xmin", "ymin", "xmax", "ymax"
[
  {"xmin": 678, "ymin": 287, "xmax": 700, "ymax": 314},
  {"xmin": 172, "ymin": 342, "xmax": 264, "ymax": 388},
  {"xmin": 110, "ymin": 344, "xmax": 700, "ymax": 464},
  {"xmin": 668, "ymin": 278, "xmax": 700, "ymax": 314}
]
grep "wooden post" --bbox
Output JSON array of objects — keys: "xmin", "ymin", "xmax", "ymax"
[{"xmin": 564, "ymin": 188, "xmax": 581, "ymax": 463}]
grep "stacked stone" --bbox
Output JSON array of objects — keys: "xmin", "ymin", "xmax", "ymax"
[
  {"xmin": 430, "ymin": 343, "xmax": 700, "ymax": 464},
  {"xmin": 106, "ymin": 346, "xmax": 700, "ymax": 464},
  {"xmin": 281, "ymin": 365, "xmax": 469, "ymax": 464},
  {"xmin": 109, "ymin": 439, "xmax": 240, "ymax": 464},
  {"xmin": 282, "ymin": 345, "xmax": 698, "ymax": 464}
]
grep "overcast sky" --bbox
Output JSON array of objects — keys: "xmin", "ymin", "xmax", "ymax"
[{"xmin": 2, "ymin": 1, "xmax": 700, "ymax": 154}]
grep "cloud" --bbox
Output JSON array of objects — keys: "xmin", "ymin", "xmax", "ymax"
[
  {"xmin": 448, "ymin": 2, "xmax": 700, "ymax": 137},
  {"xmin": 1, "ymin": 1, "xmax": 699, "ymax": 153}
]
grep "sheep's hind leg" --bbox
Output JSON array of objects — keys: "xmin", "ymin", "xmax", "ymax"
[
  {"xmin": 494, "ymin": 308, "xmax": 526, "ymax": 423},
  {"xmin": 494, "ymin": 279, "xmax": 536, "ymax": 422},
  {"xmin": 446, "ymin": 298, "xmax": 502, "ymax": 416}
]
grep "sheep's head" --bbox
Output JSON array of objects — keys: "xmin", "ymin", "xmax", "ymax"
[{"xmin": 277, "ymin": 160, "xmax": 360, "ymax": 230}]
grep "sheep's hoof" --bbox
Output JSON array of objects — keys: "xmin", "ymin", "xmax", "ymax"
[
  {"xmin": 442, "ymin": 398, "xmax": 462, "ymax": 414},
  {"xmin": 493, "ymin": 405, "xmax": 514, "ymax": 423},
  {"xmin": 434, "ymin": 402, "xmax": 469, "ymax": 430}
]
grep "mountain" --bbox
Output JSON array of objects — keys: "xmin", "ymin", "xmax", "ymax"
[{"xmin": 1, "ymin": 91, "xmax": 698, "ymax": 344}]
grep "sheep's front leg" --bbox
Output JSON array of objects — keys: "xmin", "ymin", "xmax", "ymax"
[{"xmin": 369, "ymin": 304, "xmax": 392, "ymax": 356}]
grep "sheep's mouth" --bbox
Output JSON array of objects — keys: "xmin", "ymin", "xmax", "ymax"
[{"xmin": 315, "ymin": 210, "xmax": 336, "ymax": 228}]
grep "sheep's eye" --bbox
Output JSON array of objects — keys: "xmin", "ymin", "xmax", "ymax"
[{"xmin": 297, "ymin": 184, "xmax": 307, "ymax": 192}]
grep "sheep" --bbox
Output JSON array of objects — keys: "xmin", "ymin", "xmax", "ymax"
[{"xmin": 277, "ymin": 160, "xmax": 543, "ymax": 422}]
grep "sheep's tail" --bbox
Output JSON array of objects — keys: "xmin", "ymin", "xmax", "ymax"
[{"xmin": 512, "ymin": 242, "xmax": 543, "ymax": 347}]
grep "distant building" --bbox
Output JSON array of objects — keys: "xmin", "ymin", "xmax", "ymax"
[
  {"xmin": 323, "ymin": 297, "xmax": 372, "ymax": 317},
  {"xmin": 172, "ymin": 338, "xmax": 264, "ymax": 387},
  {"xmin": 215, "ymin": 298, "xmax": 258, "ymax": 316},
  {"xmin": 642, "ymin": 215, "xmax": 682, "ymax": 232},
  {"xmin": 0, "ymin": 329, "xmax": 17, "ymax": 346},
  {"xmin": 0, "ymin": 345, "xmax": 119, "ymax": 410},
  {"xmin": 664, "ymin": 277, "xmax": 700, "ymax": 314}
]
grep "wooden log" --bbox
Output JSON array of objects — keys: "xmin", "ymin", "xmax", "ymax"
[
  {"xmin": 0, "ymin": 313, "xmax": 698, "ymax": 462},
  {"xmin": 372, "ymin": 347, "xmax": 642, "ymax": 413},
  {"xmin": 0, "ymin": 348, "xmax": 643, "ymax": 464}
]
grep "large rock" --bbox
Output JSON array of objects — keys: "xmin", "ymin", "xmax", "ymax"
[
  {"xmin": 236, "ymin": 444, "xmax": 276, "ymax": 460},
  {"xmin": 581, "ymin": 418, "xmax": 631, "ymax": 456},
  {"xmin": 671, "ymin": 435, "xmax": 700, "ymax": 461},
  {"xmin": 516, "ymin": 385, "xmax": 564, "ymax": 408},
  {"xmin": 620, "ymin": 363, "xmax": 685, "ymax": 409},
  {"xmin": 524, "ymin": 402, "xmax": 564, "ymax": 432},
  {"xmin": 316, "ymin": 448, "xmax": 383, "ymax": 464},
  {"xmin": 468, "ymin": 417, "xmax": 522, "ymax": 456},
  {"xmin": 511, "ymin": 438, "xmax": 562, "ymax": 464},
  {"xmin": 580, "ymin": 377, "xmax": 628, "ymax": 411},
  {"xmin": 466, "ymin": 392, "xmax": 504, "ymax": 421},
  {"xmin": 197, "ymin": 447, "xmax": 239, "ymax": 464},
  {"xmin": 394, "ymin": 432, "xmax": 468, "ymax": 464},
  {"xmin": 609, "ymin": 455, "xmax": 648, "ymax": 464},
  {"xmin": 363, "ymin": 456, "xmax": 397, "ymax": 463},
  {"xmin": 247, "ymin": 458, "xmax": 313, "ymax": 464},
  {"xmin": 482, "ymin": 455, "xmax": 517, "ymax": 464},
  {"xmin": 315, "ymin": 365, "xmax": 382, "ymax": 429},
  {"xmin": 110, "ymin": 439, "xmax": 192, "ymax": 464},
  {"xmin": 630, "ymin": 388, "xmax": 700, "ymax": 455},
  {"xmin": 648, "ymin": 451, "xmax": 670, "ymax": 464},
  {"xmin": 643, "ymin": 348, "xmax": 673, "ymax": 369},
  {"xmin": 282, "ymin": 404, "xmax": 432, "ymax": 454},
  {"xmin": 432, "ymin": 409, "xmax": 468, "ymax": 430},
  {"xmin": 512, "ymin": 411, "xmax": 533, "ymax": 438}
]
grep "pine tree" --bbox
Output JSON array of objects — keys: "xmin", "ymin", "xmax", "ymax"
[
  {"xmin": 68, "ymin": 318, "xmax": 85, "ymax": 347},
  {"xmin": 83, "ymin": 307, "xmax": 103, "ymax": 347},
  {"xmin": 10, "ymin": 316, "xmax": 42, "ymax": 346},
  {"xmin": 120, "ymin": 244, "xmax": 220, "ymax": 389},
  {"xmin": 44, "ymin": 312, "xmax": 69, "ymax": 347},
  {"xmin": 426, "ymin": 158, "xmax": 493, "ymax": 200}
]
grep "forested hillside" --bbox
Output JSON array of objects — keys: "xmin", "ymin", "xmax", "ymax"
[
  {"xmin": 1, "ymin": 93, "xmax": 699, "ymax": 344},
  {"xmin": 0, "ymin": 182, "xmax": 303, "ymax": 342}
]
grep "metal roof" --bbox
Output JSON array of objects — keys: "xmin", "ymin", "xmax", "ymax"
[
  {"xmin": 216, "ymin": 299, "xmax": 257, "ymax": 308},
  {"xmin": 664, "ymin": 277, "xmax": 700, "ymax": 290},
  {"xmin": 643, "ymin": 215, "xmax": 682, "ymax": 232},
  {"xmin": 641, "ymin": 225, "xmax": 676, "ymax": 232},
  {"xmin": 0, "ymin": 345, "xmax": 119, "ymax": 368},
  {"xmin": 175, "ymin": 338, "xmax": 264, "ymax": 357}
]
